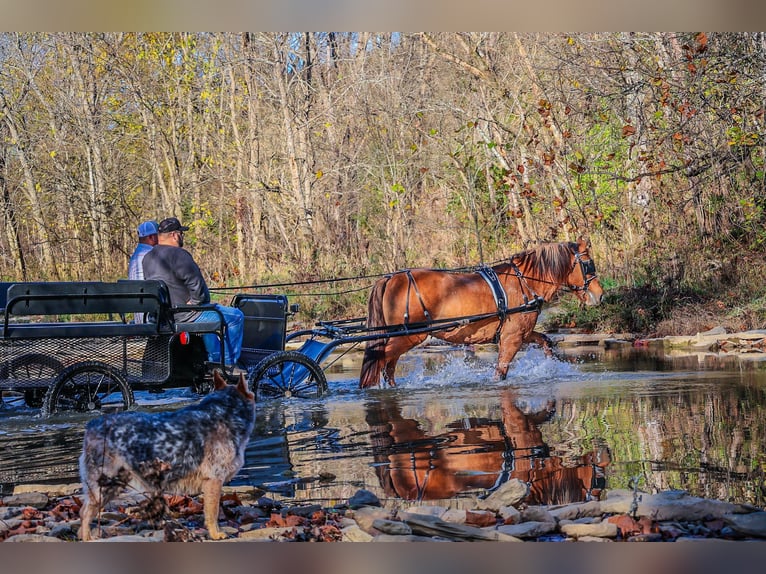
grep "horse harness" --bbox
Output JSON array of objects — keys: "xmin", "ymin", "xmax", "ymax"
[{"xmin": 397, "ymin": 266, "xmax": 544, "ymax": 343}]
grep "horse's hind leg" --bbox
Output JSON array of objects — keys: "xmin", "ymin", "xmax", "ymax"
[{"xmin": 382, "ymin": 334, "xmax": 427, "ymax": 387}]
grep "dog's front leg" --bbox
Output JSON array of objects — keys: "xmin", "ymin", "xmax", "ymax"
[{"xmin": 202, "ymin": 479, "xmax": 226, "ymax": 540}]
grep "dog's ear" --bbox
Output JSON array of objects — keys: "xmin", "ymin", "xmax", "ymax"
[
  {"xmin": 213, "ymin": 370, "xmax": 227, "ymax": 391},
  {"xmin": 236, "ymin": 373, "xmax": 254, "ymax": 401}
]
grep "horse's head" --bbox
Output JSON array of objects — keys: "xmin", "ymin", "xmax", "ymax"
[{"xmin": 567, "ymin": 237, "xmax": 604, "ymax": 306}]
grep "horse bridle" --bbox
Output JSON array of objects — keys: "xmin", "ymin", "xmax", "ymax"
[{"xmin": 569, "ymin": 250, "xmax": 598, "ymax": 293}]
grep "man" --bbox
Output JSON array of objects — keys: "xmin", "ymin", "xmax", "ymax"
[
  {"xmin": 142, "ymin": 217, "xmax": 245, "ymax": 369},
  {"xmin": 128, "ymin": 220, "xmax": 158, "ymax": 323},
  {"xmin": 128, "ymin": 220, "xmax": 159, "ymax": 280}
]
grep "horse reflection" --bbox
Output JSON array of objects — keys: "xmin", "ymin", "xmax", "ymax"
[{"xmin": 366, "ymin": 391, "xmax": 610, "ymax": 504}]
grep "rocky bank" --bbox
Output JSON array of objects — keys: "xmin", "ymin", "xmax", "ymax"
[{"xmin": 2, "ymin": 479, "xmax": 766, "ymax": 543}]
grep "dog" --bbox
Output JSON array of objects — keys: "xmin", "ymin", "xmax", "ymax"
[{"xmin": 78, "ymin": 370, "xmax": 255, "ymax": 541}]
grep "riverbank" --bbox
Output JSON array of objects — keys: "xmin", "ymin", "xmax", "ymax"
[{"xmin": 3, "ymin": 477, "xmax": 766, "ymax": 543}]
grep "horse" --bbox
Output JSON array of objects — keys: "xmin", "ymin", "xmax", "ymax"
[{"xmin": 359, "ymin": 237, "xmax": 603, "ymax": 388}]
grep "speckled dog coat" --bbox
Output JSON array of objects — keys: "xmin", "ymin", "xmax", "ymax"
[{"xmin": 78, "ymin": 371, "xmax": 255, "ymax": 541}]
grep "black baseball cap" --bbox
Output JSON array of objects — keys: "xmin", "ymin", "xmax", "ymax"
[{"xmin": 158, "ymin": 217, "xmax": 190, "ymax": 233}]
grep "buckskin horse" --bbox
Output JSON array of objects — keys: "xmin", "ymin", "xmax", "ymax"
[{"xmin": 359, "ymin": 238, "xmax": 604, "ymax": 388}]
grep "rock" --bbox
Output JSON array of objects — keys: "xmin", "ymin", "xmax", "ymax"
[
  {"xmin": 465, "ymin": 510, "xmax": 497, "ymax": 527},
  {"xmin": 498, "ymin": 505, "xmax": 521, "ymax": 524},
  {"xmin": 635, "ymin": 490, "xmax": 752, "ymax": 521},
  {"xmin": 372, "ymin": 519, "xmax": 412, "ymax": 536},
  {"xmin": 575, "ymin": 535, "xmax": 613, "ymax": 542},
  {"xmin": 496, "ymin": 521, "xmax": 557, "ymax": 539},
  {"xmin": 341, "ymin": 525, "xmax": 374, "ymax": 542},
  {"xmin": 237, "ymin": 527, "xmax": 296, "ymax": 541},
  {"xmin": 3, "ymin": 534, "xmax": 62, "ymax": 543},
  {"xmin": 348, "ymin": 506, "xmax": 391, "ymax": 534},
  {"xmin": 520, "ymin": 506, "xmax": 556, "ymax": 524},
  {"xmin": 723, "ymin": 511, "xmax": 766, "ymax": 538},
  {"xmin": 348, "ymin": 489, "xmax": 381, "ymax": 508},
  {"xmin": 13, "ymin": 483, "xmax": 80, "ymax": 497},
  {"xmin": 627, "ymin": 533, "xmax": 664, "ymax": 542},
  {"xmin": 282, "ymin": 504, "xmax": 323, "ymax": 517},
  {"xmin": 560, "ymin": 521, "xmax": 618, "ymax": 539},
  {"xmin": 402, "ymin": 512, "xmax": 520, "ymax": 541},
  {"xmin": 474, "ymin": 479, "xmax": 528, "ymax": 511},
  {"xmin": 549, "ymin": 501, "xmax": 604, "ymax": 521},
  {"xmin": 373, "ymin": 534, "xmax": 448, "ymax": 542},
  {"xmin": 0, "ymin": 507, "xmax": 23, "ymax": 521},
  {"xmin": 403, "ymin": 505, "xmax": 446, "ymax": 519},
  {"xmin": 1, "ymin": 492, "xmax": 49, "ymax": 509},
  {"xmin": 93, "ymin": 535, "xmax": 160, "ymax": 542},
  {"xmin": 440, "ymin": 508, "xmax": 468, "ymax": 523}
]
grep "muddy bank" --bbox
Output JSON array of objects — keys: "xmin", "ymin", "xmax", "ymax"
[{"xmin": 3, "ymin": 479, "xmax": 765, "ymax": 543}]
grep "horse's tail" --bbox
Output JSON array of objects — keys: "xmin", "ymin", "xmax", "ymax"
[{"xmin": 359, "ymin": 276, "xmax": 390, "ymax": 388}]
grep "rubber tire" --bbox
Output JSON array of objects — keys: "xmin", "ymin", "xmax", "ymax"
[
  {"xmin": 0, "ymin": 353, "xmax": 64, "ymax": 408},
  {"xmin": 248, "ymin": 351, "xmax": 328, "ymax": 400},
  {"xmin": 41, "ymin": 361, "xmax": 134, "ymax": 417}
]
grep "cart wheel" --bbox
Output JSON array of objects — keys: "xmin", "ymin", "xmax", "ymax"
[
  {"xmin": 248, "ymin": 351, "xmax": 328, "ymax": 400},
  {"xmin": 41, "ymin": 361, "xmax": 134, "ymax": 417},
  {"xmin": 0, "ymin": 354, "xmax": 64, "ymax": 408}
]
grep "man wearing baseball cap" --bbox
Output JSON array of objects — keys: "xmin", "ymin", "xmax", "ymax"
[
  {"xmin": 142, "ymin": 217, "xmax": 245, "ymax": 369},
  {"xmin": 128, "ymin": 220, "xmax": 159, "ymax": 323}
]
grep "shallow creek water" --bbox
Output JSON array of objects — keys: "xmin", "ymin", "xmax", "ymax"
[{"xmin": 1, "ymin": 343, "xmax": 765, "ymax": 510}]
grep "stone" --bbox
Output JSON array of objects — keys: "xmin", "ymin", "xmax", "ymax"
[
  {"xmin": 496, "ymin": 521, "xmax": 557, "ymax": 539},
  {"xmin": 520, "ymin": 506, "xmax": 556, "ymax": 524},
  {"xmin": 465, "ymin": 510, "xmax": 497, "ymax": 527},
  {"xmin": 0, "ymin": 507, "xmax": 23, "ymax": 521},
  {"xmin": 93, "ymin": 535, "xmax": 159, "ymax": 542},
  {"xmin": 635, "ymin": 490, "xmax": 752, "ymax": 521},
  {"xmin": 403, "ymin": 505, "xmax": 446, "ymax": 518},
  {"xmin": 627, "ymin": 533, "xmax": 664, "ymax": 542},
  {"xmin": 549, "ymin": 500, "xmax": 604, "ymax": 521},
  {"xmin": 402, "ymin": 512, "xmax": 516, "ymax": 541},
  {"xmin": 373, "ymin": 534, "xmax": 448, "ymax": 542},
  {"xmin": 576, "ymin": 535, "xmax": 613, "ymax": 542},
  {"xmin": 1, "ymin": 492, "xmax": 49, "ymax": 509},
  {"xmin": 372, "ymin": 519, "xmax": 413, "ymax": 536},
  {"xmin": 3, "ymin": 534, "xmax": 63, "ymax": 543},
  {"xmin": 474, "ymin": 479, "xmax": 528, "ymax": 512},
  {"xmin": 348, "ymin": 506, "xmax": 391, "ymax": 534},
  {"xmin": 282, "ymin": 504, "xmax": 323, "ymax": 517},
  {"xmin": 498, "ymin": 505, "xmax": 521, "ymax": 524},
  {"xmin": 560, "ymin": 521, "xmax": 618, "ymax": 539},
  {"xmin": 723, "ymin": 511, "xmax": 766, "ymax": 538},
  {"xmin": 348, "ymin": 489, "xmax": 381, "ymax": 508},
  {"xmin": 341, "ymin": 525, "xmax": 374, "ymax": 542},
  {"xmin": 237, "ymin": 527, "xmax": 295, "ymax": 541},
  {"xmin": 440, "ymin": 508, "xmax": 468, "ymax": 523}
]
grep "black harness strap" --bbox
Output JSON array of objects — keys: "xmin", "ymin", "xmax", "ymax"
[
  {"xmin": 404, "ymin": 270, "xmax": 431, "ymax": 325},
  {"xmin": 477, "ymin": 266, "xmax": 508, "ymax": 321}
]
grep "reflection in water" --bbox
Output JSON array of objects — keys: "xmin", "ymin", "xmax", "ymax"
[
  {"xmin": 366, "ymin": 390, "xmax": 610, "ymax": 504},
  {"xmin": 0, "ymin": 347, "xmax": 766, "ymax": 508}
]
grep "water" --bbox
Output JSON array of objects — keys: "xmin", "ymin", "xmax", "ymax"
[{"xmin": 1, "ymin": 342, "xmax": 765, "ymax": 510}]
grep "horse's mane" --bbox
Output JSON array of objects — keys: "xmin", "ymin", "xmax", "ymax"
[{"xmin": 504, "ymin": 241, "xmax": 577, "ymax": 282}]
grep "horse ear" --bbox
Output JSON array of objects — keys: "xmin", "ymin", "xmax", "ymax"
[{"xmin": 577, "ymin": 236, "xmax": 590, "ymax": 250}]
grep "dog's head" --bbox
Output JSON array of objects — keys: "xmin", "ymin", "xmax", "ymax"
[{"xmin": 212, "ymin": 370, "xmax": 255, "ymax": 404}]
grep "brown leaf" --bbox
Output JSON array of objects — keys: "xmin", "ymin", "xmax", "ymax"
[{"xmin": 622, "ymin": 124, "xmax": 636, "ymax": 137}]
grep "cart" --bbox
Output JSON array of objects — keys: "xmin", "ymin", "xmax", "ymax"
[{"xmin": 0, "ymin": 279, "xmax": 536, "ymax": 415}]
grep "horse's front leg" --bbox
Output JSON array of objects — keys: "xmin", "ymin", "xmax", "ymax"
[
  {"xmin": 525, "ymin": 331, "xmax": 555, "ymax": 357},
  {"xmin": 495, "ymin": 331, "xmax": 525, "ymax": 380}
]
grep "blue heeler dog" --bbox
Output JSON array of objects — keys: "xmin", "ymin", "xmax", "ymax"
[{"xmin": 78, "ymin": 370, "xmax": 255, "ymax": 541}]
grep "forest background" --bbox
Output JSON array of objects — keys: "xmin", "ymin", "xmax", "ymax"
[{"xmin": 1, "ymin": 32, "xmax": 765, "ymax": 335}]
